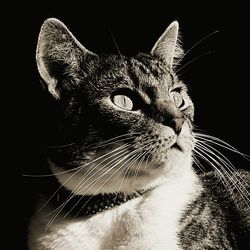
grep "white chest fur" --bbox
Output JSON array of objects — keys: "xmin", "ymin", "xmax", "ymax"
[{"xmin": 28, "ymin": 169, "xmax": 200, "ymax": 250}]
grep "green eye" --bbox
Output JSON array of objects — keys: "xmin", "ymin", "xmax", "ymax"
[
  {"xmin": 113, "ymin": 95, "xmax": 133, "ymax": 111},
  {"xmin": 170, "ymin": 91, "xmax": 184, "ymax": 108}
]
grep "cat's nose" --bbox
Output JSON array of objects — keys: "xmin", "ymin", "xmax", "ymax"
[{"xmin": 169, "ymin": 117, "xmax": 185, "ymax": 134}]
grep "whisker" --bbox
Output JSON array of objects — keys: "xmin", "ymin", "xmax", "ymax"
[
  {"xmin": 176, "ymin": 30, "xmax": 219, "ymax": 65},
  {"xmin": 108, "ymin": 28, "xmax": 123, "ymax": 58},
  {"xmin": 143, "ymin": 152, "xmax": 151, "ymax": 172},
  {"xmin": 195, "ymin": 131, "xmax": 250, "ymax": 203},
  {"xmin": 134, "ymin": 151, "xmax": 148, "ymax": 177},
  {"xmin": 117, "ymin": 150, "xmax": 147, "ymax": 194},
  {"xmin": 41, "ymin": 143, "xmax": 132, "ymax": 214},
  {"xmin": 195, "ymin": 141, "xmax": 250, "ymax": 204},
  {"xmin": 24, "ymin": 141, "xmax": 135, "ymax": 178},
  {"xmin": 175, "ymin": 51, "xmax": 212, "ymax": 75},
  {"xmin": 50, "ymin": 143, "xmax": 142, "ymax": 221},
  {"xmin": 195, "ymin": 136, "xmax": 250, "ymax": 197},
  {"xmin": 79, "ymin": 144, "xmax": 150, "ymax": 194},
  {"xmin": 194, "ymin": 144, "xmax": 249, "ymax": 205},
  {"xmin": 194, "ymin": 132, "xmax": 249, "ymax": 159},
  {"xmin": 194, "ymin": 130, "xmax": 249, "ymax": 203},
  {"xmin": 193, "ymin": 147, "xmax": 231, "ymax": 190},
  {"xmin": 91, "ymin": 135, "xmax": 139, "ymax": 149},
  {"xmin": 46, "ymin": 144, "xmax": 133, "ymax": 223},
  {"xmin": 192, "ymin": 155, "xmax": 206, "ymax": 173},
  {"xmin": 195, "ymin": 144, "xmax": 236, "ymax": 185},
  {"xmin": 71, "ymin": 144, "xmax": 134, "ymax": 194},
  {"xmin": 71, "ymin": 156, "xmax": 136, "ymax": 219},
  {"xmin": 72, "ymin": 144, "xmax": 151, "ymax": 219},
  {"xmin": 47, "ymin": 156, "xmax": 125, "ymax": 226},
  {"xmin": 123, "ymin": 149, "xmax": 149, "ymax": 184},
  {"xmin": 98, "ymin": 132, "xmax": 140, "ymax": 144},
  {"xmin": 196, "ymin": 140, "xmax": 247, "ymax": 182}
]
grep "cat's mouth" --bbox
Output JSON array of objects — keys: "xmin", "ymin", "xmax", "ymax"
[{"xmin": 172, "ymin": 142, "xmax": 183, "ymax": 151}]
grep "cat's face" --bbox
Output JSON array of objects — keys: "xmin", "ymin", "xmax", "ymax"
[{"xmin": 37, "ymin": 18, "xmax": 195, "ymax": 194}]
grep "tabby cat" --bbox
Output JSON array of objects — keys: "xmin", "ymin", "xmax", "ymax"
[{"xmin": 28, "ymin": 18, "xmax": 249, "ymax": 249}]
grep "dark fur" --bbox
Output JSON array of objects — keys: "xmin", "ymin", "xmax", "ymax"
[
  {"xmin": 32, "ymin": 18, "xmax": 250, "ymax": 249},
  {"xmin": 179, "ymin": 171, "xmax": 250, "ymax": 249}
]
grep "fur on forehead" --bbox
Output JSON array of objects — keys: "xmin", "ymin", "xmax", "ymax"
[{"xmin": 36, "ymin": 18, "xmax": 183, "ymax": 99}]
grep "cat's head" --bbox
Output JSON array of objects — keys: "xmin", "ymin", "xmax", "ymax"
[{"xmin": 36, "ymin": 18, "xmax": 195, "ymax": 195}]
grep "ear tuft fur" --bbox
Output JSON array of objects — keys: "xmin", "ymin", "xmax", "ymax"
[
  {"xmin": 36, "ymin": 18, "xmax": 96, "ymax": 99},
  {"xmin": 151, "ymin": 21, "xmax": 184, "ymax": 69}
]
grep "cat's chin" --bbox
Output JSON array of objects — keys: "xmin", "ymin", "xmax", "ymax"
[{"xmin": 49, "ymin": 146, "xmax": 193, "ymax": 196}]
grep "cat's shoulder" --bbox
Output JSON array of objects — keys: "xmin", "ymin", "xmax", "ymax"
[
  {"xmin": 199, "ymin": 169, "xmax": 250, "ymax": 192},
  {"xmin": 199, "ymin": 169, "xmax": 250, "ymax": 220}
]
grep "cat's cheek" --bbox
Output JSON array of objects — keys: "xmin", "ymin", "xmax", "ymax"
[{"xmin": 177, "ymin": 121, "xmax": 195, "ymax": 152}]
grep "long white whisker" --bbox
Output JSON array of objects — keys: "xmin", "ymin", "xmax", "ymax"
[
  {"xmin": 46, "ymin": 144, "xmax": 133, "ymax": 224},
  {"xmin": 64, "ymin": 146, "xmax": 133, "ymax": 202},
  {"xmin": 175, "ymin": 51, "xmax": 212, "ymax": 75},
  {"xmin": 108, "ymin": 28, "xmax": 123, "ymax": 58},
  {"xmin": 90, "ymin": 132, "xmax": 140, "ymax": 148},
  {"xmin": 45, "ymin": 143, "xmax": 133, "ymax": 224},
  {"xmin": 72, "ymin": 158, "xmax": 134, "ymax": 219},
  {"xmin": 144, "ymin": 152, "xmax": 150, "ymax": 172},
  {"xmin": 176, "ymin": 30, "xmax": 219, "ymax": 65},
  {"xmin": 196, "ymin": 140, "xmax": 249, "ymax": 189},
  {"xmin": 195, "ymin": 142, "xmax": 250, "ymax": 204},
  {"xmin": 134, "ymin": 153, "xmax": 146, "ymax": 177},
  {"xmin": 194, "ymin": 144, "xmax": 249, "ymax": 205},
  {"xmin": 23, "ymin": 151, "xmax": 122, "ymax": 178},
  {"xmin": 194, "ymin": 132, "xmax": 249, "ymax": 159},
  {"xmin": 195, "ymin": 144, "xmax": 236, "ymax": 186},
  {"xmin": 91, "ymin": 136, "xmax": 138, "ymax": 149},
  {"xmin": 196, "ymin": 140, "xmax": 248, "ymax": 184},
  {"xmin": 91, "ymin": 134, "xmax": 140, "ymax": 149},
  {"xmin": 117, "ymin": 150, "xmax": 148, "ymax": 194},
  {"xmin": 193, "ymin": 147, "xmax": 231, "ymax": 190},
  {"xmin": 74, "ymin": 144, "xmax": 133, "ymax": 191},
  {"xmin": 72, "ymin": 144, "xmax": 151, "ymax": 219},
  {"xmin": 40, "ymin": 143, "xmax": 132, "ymax": 214},
  {"xmin": 123, "ymin": 149, "xmax": 149, "ymax": 185},
  {"xmin": 80, "ymin": 144, "xmax": 150, "ymax": 194},
  {"xmin": 60, "ymin": 144, "xmax": 149, "ymax": 220},
  {"xmin": 194, "ymin": 131, "xmax": 249, "ymax": 204},
  {"xmin": 61, "ymin": 153, "xmax": 129, "ymax": 219},
  {"xmin": 192, "ymin": 155, "xmax": 206, "ymax": 173},
  {"xmin": 24, "ymin": 133, "xmax": 141, "ymax": 177}
]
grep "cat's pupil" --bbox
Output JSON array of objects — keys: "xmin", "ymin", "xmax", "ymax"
[{"xmin": 113, "ymin": 95, "xmax": 133, "ymax": 111}]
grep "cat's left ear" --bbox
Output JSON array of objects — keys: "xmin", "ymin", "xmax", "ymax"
[{"xmin": 151, "ymin": 21, "xmax": 183, "ymax": 69}]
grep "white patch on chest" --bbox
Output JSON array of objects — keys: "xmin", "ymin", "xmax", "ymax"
[{"xmin": 28, "ymin": 166, "xmax": 201, "ymax": 250}]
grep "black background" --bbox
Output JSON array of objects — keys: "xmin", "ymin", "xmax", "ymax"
[{"xmin": 6, "ymin": 2, "xmax": 250, "ymax": 249}]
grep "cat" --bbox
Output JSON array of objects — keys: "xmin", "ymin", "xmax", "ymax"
[{"xmin": 27, "ymin": 18, "xmax": 250, "ymax": 249}]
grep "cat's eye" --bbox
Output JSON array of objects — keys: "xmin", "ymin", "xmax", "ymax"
[
  {"xmin": 170, "ymin": 91, "xmax": 184, "ymax": 108},
  {"xmin": 112, "ymin": 95, "xmax": 134, "ymax": 111}
]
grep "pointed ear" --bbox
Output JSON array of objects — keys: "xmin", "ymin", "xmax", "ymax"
[
  {"xmin": 151, "ymin": 21, "xmax": 183, "ymax": 69},
  {"xmin": 36, "ymin": 18, "xmax": 97, "ymax": 99}
]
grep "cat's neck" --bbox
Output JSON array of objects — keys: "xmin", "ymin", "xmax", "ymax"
[{"xmin": 30, "ymin": 161, "xmax": 201, "ymax": 250}]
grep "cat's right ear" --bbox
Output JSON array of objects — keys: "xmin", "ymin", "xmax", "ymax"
[
  {"xmin": 36, "ymin": 18, "xmax": 97, "ymax": 99},
  {"xmin": 151, "ymin": 21, "xmax": 183, "ymax": 69}
]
